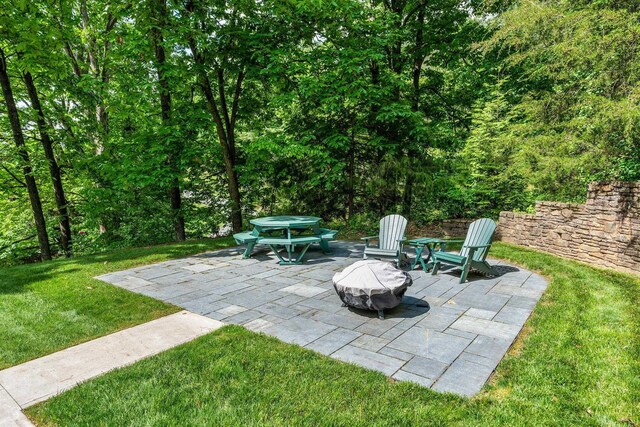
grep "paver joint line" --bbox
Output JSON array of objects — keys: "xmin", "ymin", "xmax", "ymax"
[{"xmin": 97, "ymin": 241, "xmax": 547, "ymax": 398}]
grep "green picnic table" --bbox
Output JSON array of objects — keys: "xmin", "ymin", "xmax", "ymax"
[
  {"xmin": 409, "ymin": 237, "xmax": 463, "ymax": 271},
  {"xmin": 233, "ymin": 216, "xmax": 338, "ymax": 265}
]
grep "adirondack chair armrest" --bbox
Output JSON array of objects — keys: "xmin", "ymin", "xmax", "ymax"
[
  {"xmin": 462, "ymin": 244, "xmax": 492, "ymax": 261},
  {"xmin": 361, "ymin": 236, "xmax": 378, "ymax": 247}
]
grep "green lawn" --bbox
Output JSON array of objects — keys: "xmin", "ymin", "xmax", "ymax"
[
  {"xmin": 22, "ymin": 243, "xmax": 640, "ymax": 426},
  {"xmin": 0, "ymin": 237, "xmax": 235, "ymax": 369}
]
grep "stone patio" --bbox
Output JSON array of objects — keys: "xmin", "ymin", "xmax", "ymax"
[{"xmin": 96, "ymin": 241, "xmax": 547, "ymax": 396}]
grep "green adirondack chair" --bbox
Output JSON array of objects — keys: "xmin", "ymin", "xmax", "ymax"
[
  {"xmin": 361, "ymin": 214, "xmax": 408, "ymax": 266},
  {"xmin": 431, "ymin": 218, "xmax": 497, "ymax": 283}
]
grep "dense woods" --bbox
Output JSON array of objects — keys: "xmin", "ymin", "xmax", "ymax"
[{"xmin": 1, "ymin": 0, "xmax": 639, "ymax": 263}]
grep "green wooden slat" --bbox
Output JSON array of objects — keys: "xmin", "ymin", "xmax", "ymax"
[{"xmin": 432, "ymin": 218, "xmax": 497, "ymax": 283}]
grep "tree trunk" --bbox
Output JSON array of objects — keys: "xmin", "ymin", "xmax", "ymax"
[
  {"xmin": 72, "ymin": 0, "xmax": 116, "ymax": 233},
  {"xmin": 169, "ymin": 183, "xmax": 185, "ymax": 240},
  {"xmin": 200, "ymin": 77, "xmax": 243, "ymax": 232},
  {"xmin": 347, "ymin": 127, "xmax": 356, "ymax": 221},
  {"xmin": 402, "ymin": 6, "xmax": 426, "ymax": 218},
  {"xmin": 151, "ymin": 0, "xmax": 185, "ymax": 241},
  {"xmin": 186, "ymin": 25, "xmax": 244, "ymax": 232},
  {"xmin": 223, "ymin": 156, "xmax": 243, "ymax": 232},
  {"xmin": 22, "ymin": 71, "xmax": 73, "ymax": 255},
  {"xmin": 0, "ymin": 49, "xmax": 52, "ymax": 260},
  {"xmin": 401, "ymin": 173, "xmax": 414, "ymax": 217},
  {"xmin": 224, "ymin": 121, "xmax": 243, "ymax": 232}
]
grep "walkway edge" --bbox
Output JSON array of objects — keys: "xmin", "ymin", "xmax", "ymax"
[
  {"xmin": 0, "ymin": 386, "xmax": 31, "ymax": 427},
  {"xmin": 0, "ymin": 311, "xmax": 223, "ymax": 417}
]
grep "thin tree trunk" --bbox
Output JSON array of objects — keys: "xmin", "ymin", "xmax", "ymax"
[
  {"xmin": 186, "ymin": 24, "xmax": 243, "ymax": 232},
  {"xmin": 151, "ymin": 0, "xmax": 185, "ymax": 241},
  {"xmin": 80, "ymin": 0, "xmax": 111, "ymax": 153},
  {"xmin": 71, "ymin": 1, "xmax": 116, "ymax": 233},
  {"xmin": 347, "ymin": 127, "xmax": 356, "ymax": 220},
  {"xmin": 198, "ymin": 75, "xmax": 243, "ymax": 232},
  {"xmin": 0, "ymin": 49, "xmax": 52, "ymax": 260},
  {"xmin": 402, "ymin": 6, "xmax": 426, "ymax": 218},
  {"xmin": 223, "ymin": 157, "xmax": 243, "ymax": 232},
  {"xmin": 23, "ymin": 71, "xmax": 73, "ymax": 255},
  {"xmin": 169, "ymin": 184, "xmax": 185, "ymax": 239}
]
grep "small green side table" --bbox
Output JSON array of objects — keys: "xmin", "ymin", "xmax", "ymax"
[{"xmin": 408, "ymin": 238, "xmax": 463, "ymax": 271}]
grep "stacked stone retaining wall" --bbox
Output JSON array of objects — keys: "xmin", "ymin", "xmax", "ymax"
[{"xmin": 496, "ymin": 182, "xmax": 640, "ymax": 275}]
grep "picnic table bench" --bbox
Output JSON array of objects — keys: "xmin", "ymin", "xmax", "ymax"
[{"xmin": 234, "ymin": 216, "xmax": 337, "ymax": 265}]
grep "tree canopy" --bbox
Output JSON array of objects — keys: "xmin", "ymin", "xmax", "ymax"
[{"xmin": 1, "ymin": 0, "xmax": 638, "ymax": 263}]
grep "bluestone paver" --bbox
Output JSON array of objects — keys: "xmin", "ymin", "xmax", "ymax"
[
  {"xmin": 466, "ymin": 335, "xmax": 513, "ymax": 362},
  {"xmin": 493, "ymin": 305, "xmax": 532, "ymax": 326},
  {"xmin": 450, "ymin": 316, "xmax": 520, "ymax": 341},
  {"xmin": 333, "ymin": 345, "xmax": 405, "ymax": 376},
  {"xmin": 465, "ymin": 308, "xmax": 497, "ymax": 320},
  {"xmin": 262, "ymin": 316, "xmax": 336, "ymax": 346},
  {"xmin": 378, "ymin": 346, "xmax": 414, "ymax": 362},
  {"xmin": 415, "ymin": 307, "xmax": 462, "ymax": 332},
  {"xmin": 350, "ymin": 334, "xmax": 390, "ymax": 352},
  {"xmin": 402, "ymin": 355, "xmax": 450, "ymax": 380},
  {"xmin": 280, "ymin": 284, "xmax": 327, "ymax": 298},
  {"xmin": 491, "ymin": 283, "xmax": 543, "ymax": 299},
  {"xmin": 389, "ymin": 327, "xmax": 472, "ymax": 364},
  {"xmin": 432, "ymin": 358, "xmax": 495, "ymax": 397},
  {"xmin": 305, "ymin": 328, "xmax": 361, "ymax": 355}
]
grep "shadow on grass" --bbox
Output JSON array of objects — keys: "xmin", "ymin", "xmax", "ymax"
[
  {"xmin": 0, "ymin": 266, "xmax": 83, "ymax": 295},
  {"xmin": 0, "ymin": 238, "xmax": 236, "ymax": 294}
]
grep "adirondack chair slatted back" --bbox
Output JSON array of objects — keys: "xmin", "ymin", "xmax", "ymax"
[
  {"xmin": 459, "ymin": 218, "xmax": 496, "ymax": 261},
  {"xmin": 378, "ymin": 215, "xmax": 408, "ymax": 251}
]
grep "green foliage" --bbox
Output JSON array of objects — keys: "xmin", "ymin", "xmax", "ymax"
[
  {"xmin": 1, "ymin": 0, "xmax": 639, "ymax": 263},
  {"xmin": 464, "ymin": 0, "xmax": 640, "ymax": 209},
  {"xmin": 454, "ymin": 87, "xmax": 531, "ymax": 217}
]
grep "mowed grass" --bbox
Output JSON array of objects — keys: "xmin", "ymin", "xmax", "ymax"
[
  {"xmin": 0, "ymin": 237, "xmax": 235, "ymax": 369},
  {"xmin": 26, "ymin": 243, "xmax": 640, "ymax": 426}
]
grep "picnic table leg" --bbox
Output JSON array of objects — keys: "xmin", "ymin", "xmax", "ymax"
[
  {"xmin": 242, "ymin": 241, "xmax": 256, "ymax": 259},
  {"xmin": 296, "ymin": 243, "xmax": 313, "ymax": 263},
  {"xmin": 319, "ymin": 239, "xmax": 332, "ymax": 254},
  {"xmin": 286, "ymin": 244, "xmax": 293, "ymax": 263},
  {"xmin": 269, "ymin": 243, "xmax": 311, "ymax": 265},
  {"xmin": 269, "ymin": 245, "xmax": 287, "ymax": 264}
]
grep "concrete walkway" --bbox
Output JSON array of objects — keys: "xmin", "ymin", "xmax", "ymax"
[{"xmin": 0, "ymin": 311, "xmax": 223, "ymax": 426}]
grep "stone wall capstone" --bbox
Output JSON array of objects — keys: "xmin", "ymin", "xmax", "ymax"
[{"xmin": 496, "ymin": 182, "xmax": 640, "ymax": 275}]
